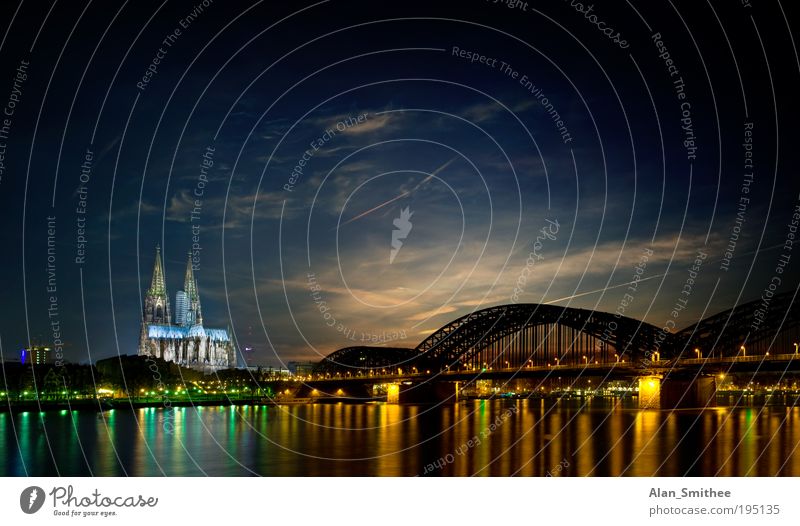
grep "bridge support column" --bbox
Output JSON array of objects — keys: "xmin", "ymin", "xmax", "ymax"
[
  {"xmin": 638, "ymin": 375, "xmax": 716, "ymax": 409},
  {"xmin": 638, "ymin": 375, "xmax": 662, "ymax": 409},
  {"xmin": 387, "ymin": 383, "xmax": 400, "ymax": 404}
]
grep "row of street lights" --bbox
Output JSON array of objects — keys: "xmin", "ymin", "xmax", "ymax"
[
  {"xmin": 308, "ymin": 343, "xmax": 799, "ymax": 379},
  {"xmin": 690, "ymin": 341, "xmax": 800, "ymax": 359}
]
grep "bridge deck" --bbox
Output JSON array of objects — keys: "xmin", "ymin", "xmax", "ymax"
[{"xmin": 307, "ymin": 353, "xmax": 800, "ymax": 383}]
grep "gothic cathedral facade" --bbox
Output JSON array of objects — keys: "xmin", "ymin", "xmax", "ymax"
[{"xmin": 138, "ymin": 246, "xmax": 235, "ymax": 371}]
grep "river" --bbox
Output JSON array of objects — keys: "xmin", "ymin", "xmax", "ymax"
[{"xmin": 2, "ymin": 398, "xmax": 799, "ymax": 476}]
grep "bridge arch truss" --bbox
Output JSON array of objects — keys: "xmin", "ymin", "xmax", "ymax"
[
  {"xmin": 413, "ymin": 303, "xmax": 662, "ymax": 371},
  {"xmin": 673, "ymin": 291, "xmax": 800, "ymax": 358}
]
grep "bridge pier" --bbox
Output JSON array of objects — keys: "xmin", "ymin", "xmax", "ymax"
[
  {"xmin": 387, "ymin": 383, "xmax": 400, "ymax": 404},
  {"xmin": 638, "ymin": 375, "xmax": 716, "ymax": 409}
]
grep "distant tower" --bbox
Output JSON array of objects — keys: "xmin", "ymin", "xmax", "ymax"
[
  {"xmin": 175, "ymin": 291, "xmax": 189, "ymax": 326},
  {"xmin": 183, "ymin": 252, "xmax": 202, "ymax": 326},
  {"xmin": 143, "ymin": 245, "xmax": 171, "ymax": 324}
]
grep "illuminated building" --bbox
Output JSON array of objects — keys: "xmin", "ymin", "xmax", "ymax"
[
  {"xmin": 138, "ymin": 246, "xmax": 234, "ymax": 371},
  {"xmin": 21, "ymin": 346, "xmax": 53, "ymax": 365},
  {"xmin": 174, "ymin": 290, "xmax": 189, "ymax": 327},
  {"xmin": 287, "ymin": 361, "xmax": 315, "ymax": 376}
]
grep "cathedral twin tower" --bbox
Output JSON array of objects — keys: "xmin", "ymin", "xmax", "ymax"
[{"xmin": 138, "ymin": 246, "xmax": 234, "ymax": 371}]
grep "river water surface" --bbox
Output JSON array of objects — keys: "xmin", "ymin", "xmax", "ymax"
[{"xmin": 2, "ymin": 398, "xmax": 799, "ymax": 476}]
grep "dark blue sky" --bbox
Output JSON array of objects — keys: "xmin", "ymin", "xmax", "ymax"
[{"xmin": 1, "ymin": 0, "xmax": 798, "ymax": 366}]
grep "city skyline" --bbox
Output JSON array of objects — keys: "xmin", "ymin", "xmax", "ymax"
[
  {"xmin": 0, "ymin": 1, "xmax": 797, "ymax": 369},
  {"xmin": 3, "ymin": 0, "xmax": 800, "ymax": 487}
]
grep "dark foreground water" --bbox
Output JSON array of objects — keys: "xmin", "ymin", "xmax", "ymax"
[{"xmin": 2, "ymin": 399, "xmax": 800, "ymax": 476}]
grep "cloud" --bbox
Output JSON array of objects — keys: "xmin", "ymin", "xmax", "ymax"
[
  {"xmin": 261, "ymin": 222, "xmax": 726, "ymax": 351},
  {"xmin": 109, "ymin": 199, "xmax": 162, "ymax": 221},
  {"xmin": 165, "ymin": 190, "xmax": 195, "ymax": 223},
  {"xmin": 461, "ymin": 101, "xmax": 502, "ymax": 123},
  {"xmin": 308, "ymin": 109, "xmax": 406, "ymax": 137},
  {"xmin": 162, "ymin": 185, "xmax": 300, "ymax": 230},
  {"xmin": 405, "ymin": 305, "xmax": 459, "ymax": 321},
  {"xmin": 341, "ymin": 113, "xmax": 395, "ymax": 134},
  {"xmin": 460, "ymin": 98, "xmax": 538, "ymax": 124}
]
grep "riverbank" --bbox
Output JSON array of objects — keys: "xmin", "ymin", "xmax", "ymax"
[
  {"xmin": 0, "ymin": 398, "xmax": 263, "ymax": 413},
  {"xmin": 0, "ymin": 395, "xmax": 392, "ymax": 412},
  {"xmin": 3, "ymin": 390, "xmax": 799, "ymax": 413}
]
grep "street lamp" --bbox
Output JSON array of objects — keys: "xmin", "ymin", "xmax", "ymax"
[
  {"xmin": 653, "ymin": 351, "xmax": 660, "ymax": 362},
  {"xmin": 614, "ymin": 353, "xmax": 619, "ymax": 362},
  {"xmin": 695, "ymin": 348, "xmax": 701, "ymax": 359},
  {"xmin": 740, "ymin": 345, "xmax": 746, "ymax": 357},
  {"xmin": 794, "ymin": 342, "xmax": 798, "ymax": 355},
  {"xmin": 582, "ymin": 355, "xmax": 588, "ymax": 364}
]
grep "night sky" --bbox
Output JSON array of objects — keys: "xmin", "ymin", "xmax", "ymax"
[{"xmin": 0, "ymin": 0, "xmax": 798, "ymax": 367}]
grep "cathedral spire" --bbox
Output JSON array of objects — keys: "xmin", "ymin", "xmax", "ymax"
[
  {"xmin": 149, "ymin": 245, "xmax": 167, "ymax": 296},
  {"xmin": 144, "ymin": 245, "xmax": 171, "ymax": 324},
  {"xmin": 184, "ymin": 252, "xmax": 202, "ymax": 326}
]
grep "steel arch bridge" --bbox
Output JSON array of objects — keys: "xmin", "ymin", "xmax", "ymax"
[
  {"xmin": 412, "ymin": 303, "xmax": 662, "ymax": 371},
  {"xmin": 312, "ymin": 292, "xmax": 800, "ymax": 375},
  {"xmin": 313, "ymin": 304, "xmax": 666, "ymax": 375},
  {"xmin": 672, "ymin": 291, "xmax": 800, "ymax": 358},
  {"xmin": 314, "ymin": 346, "xmax": 418, "ymax": 376}
]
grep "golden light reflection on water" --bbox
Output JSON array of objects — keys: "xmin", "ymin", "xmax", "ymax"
[{"xmin": 2, "ymin": 400, "xmax": 800, "ymax": 476}]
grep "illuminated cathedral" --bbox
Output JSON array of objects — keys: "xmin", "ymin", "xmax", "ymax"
[{"xmin": 138, "ymin": 246, "xmax": 235, "ymax": 371}]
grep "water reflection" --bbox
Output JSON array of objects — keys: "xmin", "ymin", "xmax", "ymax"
[{"xmin": 2, "ymin": 399, "xmax": 800, "ymax": 476}]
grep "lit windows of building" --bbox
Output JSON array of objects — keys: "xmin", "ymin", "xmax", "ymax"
[{"xmin": 21, "ymin": 346, "xmax": 53, "ymax": 365}]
